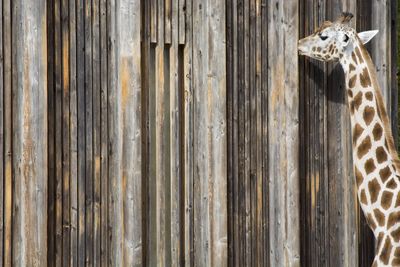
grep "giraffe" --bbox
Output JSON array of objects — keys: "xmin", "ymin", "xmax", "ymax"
[{"xmin": 298, "ymin": 12, "xmax": 400, "ymax": 266}]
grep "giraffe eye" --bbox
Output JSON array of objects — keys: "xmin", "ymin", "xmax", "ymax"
[
  {"xmin": 343, "ymin": 34, "xmax": 349, "ymax": 42},
  {"xmin": 319, "ymin": 34, "xmax": 328, "ymax": 41}
]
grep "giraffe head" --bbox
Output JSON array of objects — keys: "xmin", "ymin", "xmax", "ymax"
[{"xmin": 298, "ymin": 12, "xmax": 378, "ymax": 62}]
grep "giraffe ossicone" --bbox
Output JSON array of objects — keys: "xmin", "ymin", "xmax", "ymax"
[{"xmin": 299, "ymin": 12, "xmax": 400, "ymax": 267}]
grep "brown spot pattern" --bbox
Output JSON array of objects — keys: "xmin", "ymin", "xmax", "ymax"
[
  {"xmin": 381, "ymin": 190, "xmax": 393, "ymax": 210},
  {"xmin": 376, "ymin": 147, "xmax": 388, "ymax": 164},
  {"xmin": 347, "ymin": 90, "xmax": 353, "ymax": 98},
  {"xmin": 396, "ymin": 193, "xmax": 400, "ymax": 207},
  {"xmin": 395, "ymin": 247, "xmax": 400, "ymax": 257},
  {"xmin": 353, "ymin": 91, "xmax": 362, "ymax": 110},
  {"xmin": 348, "ymin": 75, "xmax": 356, "ymax": 88},
  {"xmin": 380, "ymin": 236, "xmax": 391, "ymax": 265},
  {"xmin": 355, "ymin": 47, "xmax": 364, "ymax": 64},
  {"xmin": 355, "ymin": 166, "xmax": 363, "ymax": 187},
  {"xmin": 392, "ymin": 227, "xmax": 400, "ymax": 242},
  {"xmin": 369, "ymin": 179, "xmax": 381, "ymax": 203},
  {"xmin": 360, "ymin": 189, "xmax": 368, "ymax": 205},
  {"xmin": 365, "ymin": 159, "xmax": 376, "ymax": 174},
  {"xmin": 388, "ymin": 211, "xmax": 400, "ymax": 229},
  {"xmin": 363, "ymin": 106, "xmax": 375, "ymax": 126},
  {"xmin": 357, "ymin": 136, "xmax": 371, "ymax": 159},
  {"xmin": 365, "ymin": 91, "xmax": 373, "ymax": 101},
  {"xmin": 386, "ymin": 178, "xmax": 397, "ymax": 189},
  {"xmin": 366, "ymin": 213, "xmax": 377, "ymax": 230},
  {"xmin": 360, "ymin": 67, "xmax": 372, "ymax": 88},
  {"xmin": 379, "ymin": 166, "xmax": 391, "ymax": 183},
  {"xmin": 351, "ymin": 52, "xmax": 358, "ymax": 64},
  {"xmin": 374, "ymin": 208, "xmax": 385, "ymax": 226},
  {"xmin": 372, "ymin": 123, "xmax": 383, "ymax": 141},
  {"xmin": 353, "ymin": 124, "xmax": 364, "ymax": 144},
  {"xmin": 349, "ymin": 63, "xmax": 356, "ymax": 72}
]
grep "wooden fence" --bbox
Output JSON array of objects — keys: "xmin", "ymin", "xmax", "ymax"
[{"xmin": 0, "ymin": 0, "xmax": 397, "ymax": 266}]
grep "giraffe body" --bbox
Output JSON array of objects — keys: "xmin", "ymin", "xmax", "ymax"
[{"xmin": 299, "ymin": 13, "xmax": 400, "ymax": 267}]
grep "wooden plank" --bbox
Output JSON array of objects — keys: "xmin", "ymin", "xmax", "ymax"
[
  {"xmin": 108, "ymin": 0, "xmax": 142, "ymax": 265},
  {"xmin": 3, "ymin": 0, "xmax": 12, "ymax": 264},
  {"xmin": 46, "ymin": 0, "xmax": 56, "ymax": 264},
  {"xmin": 69, "ymin": 0, "xmax": 79, "ymax": 265},
  {"xmin": 141, "ymin": 0, "xmax": 150, "ymax": 265},
  {"xmin": 178, "ymin": 0, "xmax": 186, "ymax": 44},
  {"xmin": 92, "ymin": 0, "xmax": 101, "ymax": 265},
  {"xmin": 54, "ymin": 0, "xmax": 63, "ymax": 265},
  {"xmin": 267, "ymin": 0, "xmax": 299, "ymax": 266},
  {"xmin": 0, "ymin": 0, "xmax": 3, "ymax": 264},
  {"xmin": 165, "ymin": 0, "xmax": 172, "ymax": 44},
  {"xmin": 226, "ymin": 0, "xmax": 239, "ymax": 265},
  {"xmin": 76, "ymin": 0, "xmax": 86, "ymax": 265},
  {"xmin": 183, "ymin": 0, "xmax": 194, "ymax": 265},
  {"xmin": 84, "ymin": 0, "xmax": 94, "ymax": 265},
  {"xmin": 390, "ymin": 0, "xmax": 398, "ymax": 144},
  {"xmin": 260, "ymin": 0, "xmax": 269, "ymax": 265},
  {"xmin": 253, "ymin": 1, "xmax": 263, "ymax": 265},
  {"xmin": 150, "ymin": 0, "xmax": 157, "ymax": 43},
  {"xmin": 326, "ymin": 2, "xmax": 358, "ymax": 267},
  {"xmin": 154, "ymin": 0, "xmax": 169, "ymax": 264},
  {"xmin": 298, "ymin": 1, "xmax": 330, "ymax": 265},
  {"xmin": 192, "ymin": 0, "xmax": 227, "ymax": 266},
  {"xmin": 243, "ymin": 0, "xmax": 251, "ymax": 265},
  {"xmin": 370, "ymin": 0, "xmax": 391, "ymax": 116},
  {"xmin": 11, "ymin": 0, "xmax": 48, "ymax": 265},
  {"xmin": 99, "ymin": 0, "xmax": 109, "ymax": 265},
  {"xmin": 169, "ymin": 0, "xmax": 181, "ymax": 266},
  {"xmin": 61, "ymin": 0, "xmax": 71, "ymax": 264}
]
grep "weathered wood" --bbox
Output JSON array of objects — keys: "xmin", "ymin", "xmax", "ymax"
[
  {"xmin": 326, "ymin": 2, "xmax": 358, "ymax": 267},
  {"xmin": 61, "ymin": 0, "xmax": 71, "ymax": 265},
  {"xmin": 47, "ymin": 0, "xmax": 56, "ymax": 264},
  {"xmin": 99, "ymin": 0, "xmax": 109, "ymax": 265},
  {"xmin": 92, "ymin": 0, "xmax": 102, "ymax": 265},
  {"xmin": 11, "ymin": 0, "xmax": 48, "ymax": 265},
  {"xmin": 69, "ymin": 0, "xmax": 79, "ymax": 265},
  {"xmin": 76, "ymin": 0, "xmax": 86, "ymax": 265},
  {"xmin": 54, "ymin": 0, "xmax": 63, "ymax": 265},
  {"xmin": 108, "ymin": 0, "xmax": 142, "ymax": 266},
  {"xmin": 267, "ymin": 0, "xmax": 300, "ymax": 266},
  {"xmin": 169, "ymin": 0, "xmax": 182, "ymax": 265},
  {"xmin": 0, "ymin": 0, "xmax": 3, "ymax": 264},
  {"xmin": 178, "ymin": 0, "xmax": 186, "ymax": 44},
  {"xmin": 84, "ymin": 0, "xmax": 94, "ymax": 265},
  {"xmin": 155, "ymin": 0, "xmax": 168, "ymax": 264},
  {"xmin": 3, "ymin": 0, "xmax": 12, "ymax": 264},
  {"xmin": 183, "ymin": 0, "xmax": 194, "ymax": 265},
  {"xmin": 192, "ymin": 0, "xmax": 227, "ymax": 266},
  {"xmin": 150, "ymin": 0, "xmax": 157, "ymax": 43},
  {"xmin": 4, "ymin": 1, "xmax": 395, "ymax": 266}
]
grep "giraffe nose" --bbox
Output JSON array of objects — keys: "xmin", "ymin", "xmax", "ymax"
[{"xmin": 298, "ymin": 39, "xmax": 308, "ymax": 55}]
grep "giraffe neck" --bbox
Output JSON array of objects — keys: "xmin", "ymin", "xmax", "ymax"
[{"xmin": 340, "ymin": 41, "xmax": 400, "ymax": 266}]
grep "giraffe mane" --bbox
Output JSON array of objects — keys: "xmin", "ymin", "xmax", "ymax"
[{"xmin": 356, "ymin": 36, "xmax": 400, "ymax": 173}]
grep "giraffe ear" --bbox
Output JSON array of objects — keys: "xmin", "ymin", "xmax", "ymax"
[{"xmin": 358, "ymin": 30, "xmax": 379, "ymax": 44}]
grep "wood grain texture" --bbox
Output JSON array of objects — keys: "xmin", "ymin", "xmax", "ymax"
[
  {"xmin": 11, "ymin": 0, "xmax": 48, "ymax": 265},
  {"xmin": 192, "ymin": 1, "xmax": 227, "ymax": 266},
  {"xmin": 3, "ymin": 1, "xmax": 395, "ymax": 266},
  {"xmin": 108, "ymin": 0, "xmax": 142, "ymax": 266},
  {"xmin": 0, "ymin": 0, "xmax": 3, "ymax": 264},
  {"xmin": 267, "ymin": 0, "xmax": 300, "ymax": 266},
  {"xmin": 3, "ymin": 0, "xmax": 12, "ymax": 264}
]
